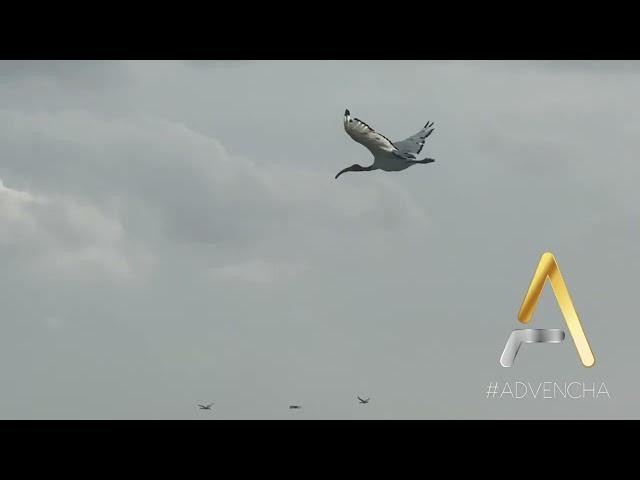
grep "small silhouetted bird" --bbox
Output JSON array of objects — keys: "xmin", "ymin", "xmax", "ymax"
[
  {"xmin": 198, "ymin": 403, "xmax": 214, "ymax": 410},
  {"xmin": 289, "ymin": 405, "xmax": 302, "ymax": 410},
  {"xmin": 357, "ymin": 396, "xmax": 370, "ymax": 404}
]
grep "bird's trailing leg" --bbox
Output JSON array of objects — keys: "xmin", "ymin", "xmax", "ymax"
[{"xmin": 410, "ymin": 158, "xmax": 435, "ymax": 164}]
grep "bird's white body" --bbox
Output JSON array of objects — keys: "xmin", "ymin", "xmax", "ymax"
[
  {"xmin": 336, "ymin": 109, "xmax": 435, "ymax": 179},
  {"xmin": 373, "ymin": 152, "xmax": 416, "ymax": 172}
]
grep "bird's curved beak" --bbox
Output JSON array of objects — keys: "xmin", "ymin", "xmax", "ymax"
[{"xmin": 335, "ymin": 167, "xmax": 350, "ymax": 179}]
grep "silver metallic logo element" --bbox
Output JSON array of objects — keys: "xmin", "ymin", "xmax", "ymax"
[{"xmin": 499, "ymin": 329, "xmax": 565, "ymax": 367}]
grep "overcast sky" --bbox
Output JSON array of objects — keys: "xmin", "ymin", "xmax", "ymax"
[{"xmin": 0, "ymin": 60, "xmax": 638, "ymax": 419}]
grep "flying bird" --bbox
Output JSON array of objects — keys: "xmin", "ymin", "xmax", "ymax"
[
  {"xmin": 336, "ymin": 109, "xmax": 436, "ymax": 179},
  {"xmin": 289, "ymin": 405, "xmax": 302, "ymax": 410},
  {"xmin": 357, "ymin": 396, "xmax": 370, "ymax": 404},
  {"xmin": 198, "ymin": 403, "xmax": 214, "ymax": 410}
]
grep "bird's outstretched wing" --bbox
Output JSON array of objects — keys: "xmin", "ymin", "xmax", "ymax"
[
  {"xmin": 394, "ymin": 122, "xmax": 435, "ymax": 159},
  {"xmin": 344, "ymin": 109, "xmax": 397, "ymax": 156}
]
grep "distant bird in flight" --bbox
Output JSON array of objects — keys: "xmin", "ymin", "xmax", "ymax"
[
  {"xmin": 198, "ymin": 403, "xmax": 214, "ymax": 410},
  {"xmin": 289, "ymin": 405, "xmax": 302, "ymax": 410},
  {"xmin": 357, "ymin": 396, "xmax": 370, "ymax": 404},
  {"xmin": 336, "ymin": 109, "xmax": 436, "ymax": 179}
]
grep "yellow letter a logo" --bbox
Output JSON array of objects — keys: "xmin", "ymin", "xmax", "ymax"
[{"xmin": 518, "ymin": 252, "xmax": 595, "ymax": 368}]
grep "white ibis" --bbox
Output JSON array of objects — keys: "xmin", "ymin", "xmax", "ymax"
[{"xmin": 336, "ymin": 109, "xmax": 436, "ymax": 179}]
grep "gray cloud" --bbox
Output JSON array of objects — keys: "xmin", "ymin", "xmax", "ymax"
[
  {"xmin": 0, "ymin": 108, "xmax": 428, "ymax": 273},
  {"xmin": 0, "ymin": 60, "xmax": 128, "ymax": 86},
  {"xmin": 523, "ymin": 60, "xmax": 640, "ymax": 73},
  {"xmin": 0, "ymin": 177, "xmax": 139, "ymax": 281}
]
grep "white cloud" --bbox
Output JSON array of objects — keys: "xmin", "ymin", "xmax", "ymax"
[
  {"xmin": 208, "ymin": 258, "xmax": 308, "ymax": 285},
  {"xmin": 0, "ymin": 176, "xmax": 144, "ymax": 281},
  {"xmin": 0, "ymin": 109, "xmax": 430, "ymax": 284}
]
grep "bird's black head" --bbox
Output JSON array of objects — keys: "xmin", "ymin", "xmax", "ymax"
[
  {"xmin": 335, "ymin": 163, "xmax": 366, "ymax": 179},
  {"xmin": 344, "ymin": 109, "xmax": 350, "ymax": 116}
]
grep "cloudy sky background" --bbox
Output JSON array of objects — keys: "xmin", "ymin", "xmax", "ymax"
[{"xmin": 0, "ymin": 60, "xmax": 638, "ymax": 419}]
